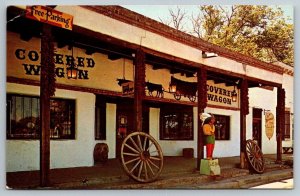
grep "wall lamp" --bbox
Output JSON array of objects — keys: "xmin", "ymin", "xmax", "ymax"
[
  {"xmin": 202, "ymin": 51, "xmax": 218, "ymax": 58},
  {"xmin": 231, "ymin": 86, "xmax": 238, "ymax": 102}
]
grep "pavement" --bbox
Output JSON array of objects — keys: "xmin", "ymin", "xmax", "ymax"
[{"xmin": 6, "ymin": 154, "xmax": 293, "ymax": 189}]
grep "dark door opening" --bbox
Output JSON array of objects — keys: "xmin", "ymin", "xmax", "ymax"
[
  {"xmin": 252, "ymin": 108, "xmax": 262, "ymax": 149},
  {"xmin": 116, "ymin": 101, "xmax": 149, "ymax": 158}
]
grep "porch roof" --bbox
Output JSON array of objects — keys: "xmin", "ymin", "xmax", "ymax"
[{"xmin": 8, "ymin": 5, "xmax": 285, "ymax": 87}]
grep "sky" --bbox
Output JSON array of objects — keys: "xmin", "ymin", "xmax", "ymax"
[{"xmin": 122, "ymin": 5, "xmax": 293, "ymax": 25}]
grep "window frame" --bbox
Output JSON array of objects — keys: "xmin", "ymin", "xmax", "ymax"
[
  {"xmin": 6, "ymin": 93, "xmax": 76, "ymax": 140},
  {"xmin": 159, "ymin": 105, "xmax": 194, "ymax": 141},
  {"xmin": 213, "ymin": 114, "xmax": 230, "ymax": 141}
]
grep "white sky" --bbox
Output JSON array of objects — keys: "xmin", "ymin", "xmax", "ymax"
[{"xmin": 122, "ymin": 5, "xmax": 293, "ymax": 24}]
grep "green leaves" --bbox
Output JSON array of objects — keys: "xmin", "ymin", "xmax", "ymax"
[{"xmin": 196, "ymin": 5, "xmax": 294, "ymax": 66}]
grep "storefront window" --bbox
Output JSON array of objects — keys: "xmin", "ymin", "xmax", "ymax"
[
  {"xmin": 160, "ymin": 105, "xmax": 193, "ymax": 140},
  {"xmin": 214, "ymin": 114, "xmax": 230, "ymax": 140},
  {"xmin": 7, "ymin": 94, "xmax": 75, "ymax": 139}
]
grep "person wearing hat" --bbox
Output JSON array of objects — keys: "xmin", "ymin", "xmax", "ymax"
[{"xmin": 203, "ymin": 114, "xmax": 216, "ymax": 160}]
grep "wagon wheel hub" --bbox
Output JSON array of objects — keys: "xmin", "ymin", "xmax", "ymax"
[
  {"xmin": 140, "ymin": 151, "xmax": 150, "ymax": 161},
  {"xmin": 255, "ymin": 153, "xmax": 261, "ymax": 159}
]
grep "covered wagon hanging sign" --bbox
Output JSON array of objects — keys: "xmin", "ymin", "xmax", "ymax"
[{"xmin": 265, "ymin": 111, "xmax": 275, "ymax": 140}]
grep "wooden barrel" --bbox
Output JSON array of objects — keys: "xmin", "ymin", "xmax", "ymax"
[{"xmin": 93, "ymin": 143, "xmax": 109, "ymax": 164}]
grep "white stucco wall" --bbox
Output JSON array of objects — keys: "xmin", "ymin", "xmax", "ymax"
[
  {"xmin": 6, "ymin": 83, "xmax": 96, "ymax": 172},
  {"xmin": 149, "ymin": 107, "xmax": 197, "ymax": 157},
  {"xmin": 149, "ymin": 106, "xmax": 241, "ymax": 158},
  {"xmin": 248, "ymin": 87, "xmax": 277, "ymax": 154}
]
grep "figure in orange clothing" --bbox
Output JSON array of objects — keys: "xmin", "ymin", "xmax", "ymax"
[{"xmin": 203, "ymin": 114, "xmax": 216, "ymax": 160}]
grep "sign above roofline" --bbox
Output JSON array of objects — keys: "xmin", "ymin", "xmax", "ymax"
[{"xmin": 26, "ymin": 5, "xmax": 73, "ymax": 30}]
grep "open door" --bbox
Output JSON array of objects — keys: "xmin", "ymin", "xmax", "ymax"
[{"xmin": 116, "ymin": 101, "xmax": 149, "ymax": 158}]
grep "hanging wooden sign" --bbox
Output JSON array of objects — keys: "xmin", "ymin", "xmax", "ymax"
[
  {"xmin": 265, "ymin": 111, "xmax": 275, "ymax": 140},
  {"xmin": 117, "ymin": 78, "xmax": 134, "ymax": 95},
  {"xmin": 26, "ymin": 5, "xmax": 73, "ymax": 30}
]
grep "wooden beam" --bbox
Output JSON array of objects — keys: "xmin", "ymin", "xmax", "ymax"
[
  {"xmin": 197, "ymin": 68, "xmax": 207, "ymax": 170},
  {"xmin": 40, "ymin": 24, "xmax": 52, "ymax": 187},
  {"xmin": 133, "ymin": 48, "xmax": 145, "ymax": 132},
  {"xmin": 239, "ymin": 79, "xmax": 248, "ymax": 169},
  {"xmin": 276, "ymin": 86, "xmax": 284, "ymax": 163}
]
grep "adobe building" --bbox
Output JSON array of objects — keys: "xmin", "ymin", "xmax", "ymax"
[{"xmin": 6, "ymin": 6, "xmax": 293, "ymax": 172}]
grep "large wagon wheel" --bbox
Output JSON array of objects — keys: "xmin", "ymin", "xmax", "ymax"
[
  {"xmin": 245, "ymin": 139, "xmax": 265, "ymax": 174},
  {"xmin": 120, "ymin": 132, "xmax": 164, "ymax": 183}
]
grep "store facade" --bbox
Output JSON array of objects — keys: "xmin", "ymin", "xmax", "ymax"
[{"xmin": 6, "ymin": 6, "xmax": 293, "ymax": 172}]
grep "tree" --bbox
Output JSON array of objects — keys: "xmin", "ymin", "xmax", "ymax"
[
  {"xmin": 168, "ymin": 5, "xmax": 294, "ymax": 66},
  {"xmin": 159, "ymin": 6, "xmax": 188, "ymax": 32}
]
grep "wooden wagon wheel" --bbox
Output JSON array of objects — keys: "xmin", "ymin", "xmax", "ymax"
[
  {"xmin": 173, "ymin": 92, "xmax": 181, "ymax": 100},
  {"xmin": 245, "ymin": 139, "xmax": 265, "ymax": 174},
  {"xmin": 120, "ymin": 132, "xmax": 164, "ymax": 183}
]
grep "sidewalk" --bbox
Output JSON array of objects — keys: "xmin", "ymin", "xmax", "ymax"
[{"xmin": 6, "ymin": 154, "xmax": 293, "ymax": 189}]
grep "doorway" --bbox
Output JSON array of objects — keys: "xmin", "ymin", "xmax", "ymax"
[
  {"xmin": 252, "ymin": 108, "xmax": 262, "ymax": 149},
  {"xmin": 115, "ymin": 101, "xmax": 149, "ymax": 158}
]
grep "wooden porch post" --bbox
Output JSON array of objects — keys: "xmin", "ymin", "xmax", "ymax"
[
  {"xmin": 240, "ymin": 79, "xmax": 249, "ymax": 169},
  {"xmin": 40, "ymin": 23, "xmax": 56, "ymax": 187},
  {"xmin": 133, "ymin": 48, "xmax": 145, "ymax": 132},
  {"xmin": 276, "ymin": 87, "xmax": 285, "ymax": 163},
  {"xmin": 197, "ymin": 68, "xmax": 207, "ymax": 170}
]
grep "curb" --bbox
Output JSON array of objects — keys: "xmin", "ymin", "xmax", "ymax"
[
  {"xmin": 195, "ymin": 168, "xmax": 293, "ymax": 189},
  {"xmin": 52, "ymin": 168, "xmax": 250, "ymax": 189}
]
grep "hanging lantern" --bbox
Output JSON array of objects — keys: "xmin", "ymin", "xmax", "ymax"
[
  {"xmin": 169, "ymin": 82, "xmax": 177, "ymax": 93},
  {"xmin": 231, "ymin": 86, "xmax": 237, "ymax": 102},
  {"xmin": 67, "ymin": 64, "xmax": 78, "ymax": 79},
  {"xmin": 67, "ymin": 45, "xmax": 78, "ymax": 79}
]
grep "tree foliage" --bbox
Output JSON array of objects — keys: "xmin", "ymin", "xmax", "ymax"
[{"xmin": 163, "ymin": 5, "xmax": 294, "ymax": 66}]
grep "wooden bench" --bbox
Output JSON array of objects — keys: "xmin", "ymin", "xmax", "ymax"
[{"xmin": 283, "ymin": 147, "xmax": 293, "ymax": 154}]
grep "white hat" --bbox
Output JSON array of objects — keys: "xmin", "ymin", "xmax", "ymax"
[{"xmin": 200, "ymin": 113, "xmax": 211, "ymax": 125}]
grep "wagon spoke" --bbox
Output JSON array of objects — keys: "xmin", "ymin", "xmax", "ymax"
[
  {"xmin": 148, "ymin": 158, "xmax": 160, "ymax": 170},
  {"xmin": 144, "ymin": 161, "xmax": 148, "ymax": 180},
  {"xmin": 129, "ymin": 137, "xmax": 142, "ymax": 152},
  {"xmin": 150, "ymin": 156, "xmax": 161, "ymax": 161},
  {"xmin": 145, "ymin": 160, "xmax": 155, "ymax": 175},
  {"xmin": 138, "ymin": 161, "xmax": 144, "ymax": 179},
  {"xmin": 125, "ymin": 157, "xmax": 140, "ymax": 165},
  {"xmin": 125, "ymin": 143, "xmax": 140, "ymax": 154},
  {"xmin": 143, "ymin": 136, "xmax": 148, "ymax": 151},
  {"xmin": 123, "ymin": 152, "xmax": 140, "ymax": 156},
  {"xmin": 137, "ymin": 135, "xmax": 143, "ymax": 151},
  {"xmin": 130, "ymin": 160, "xmax": 141, "ymax": 173}
]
